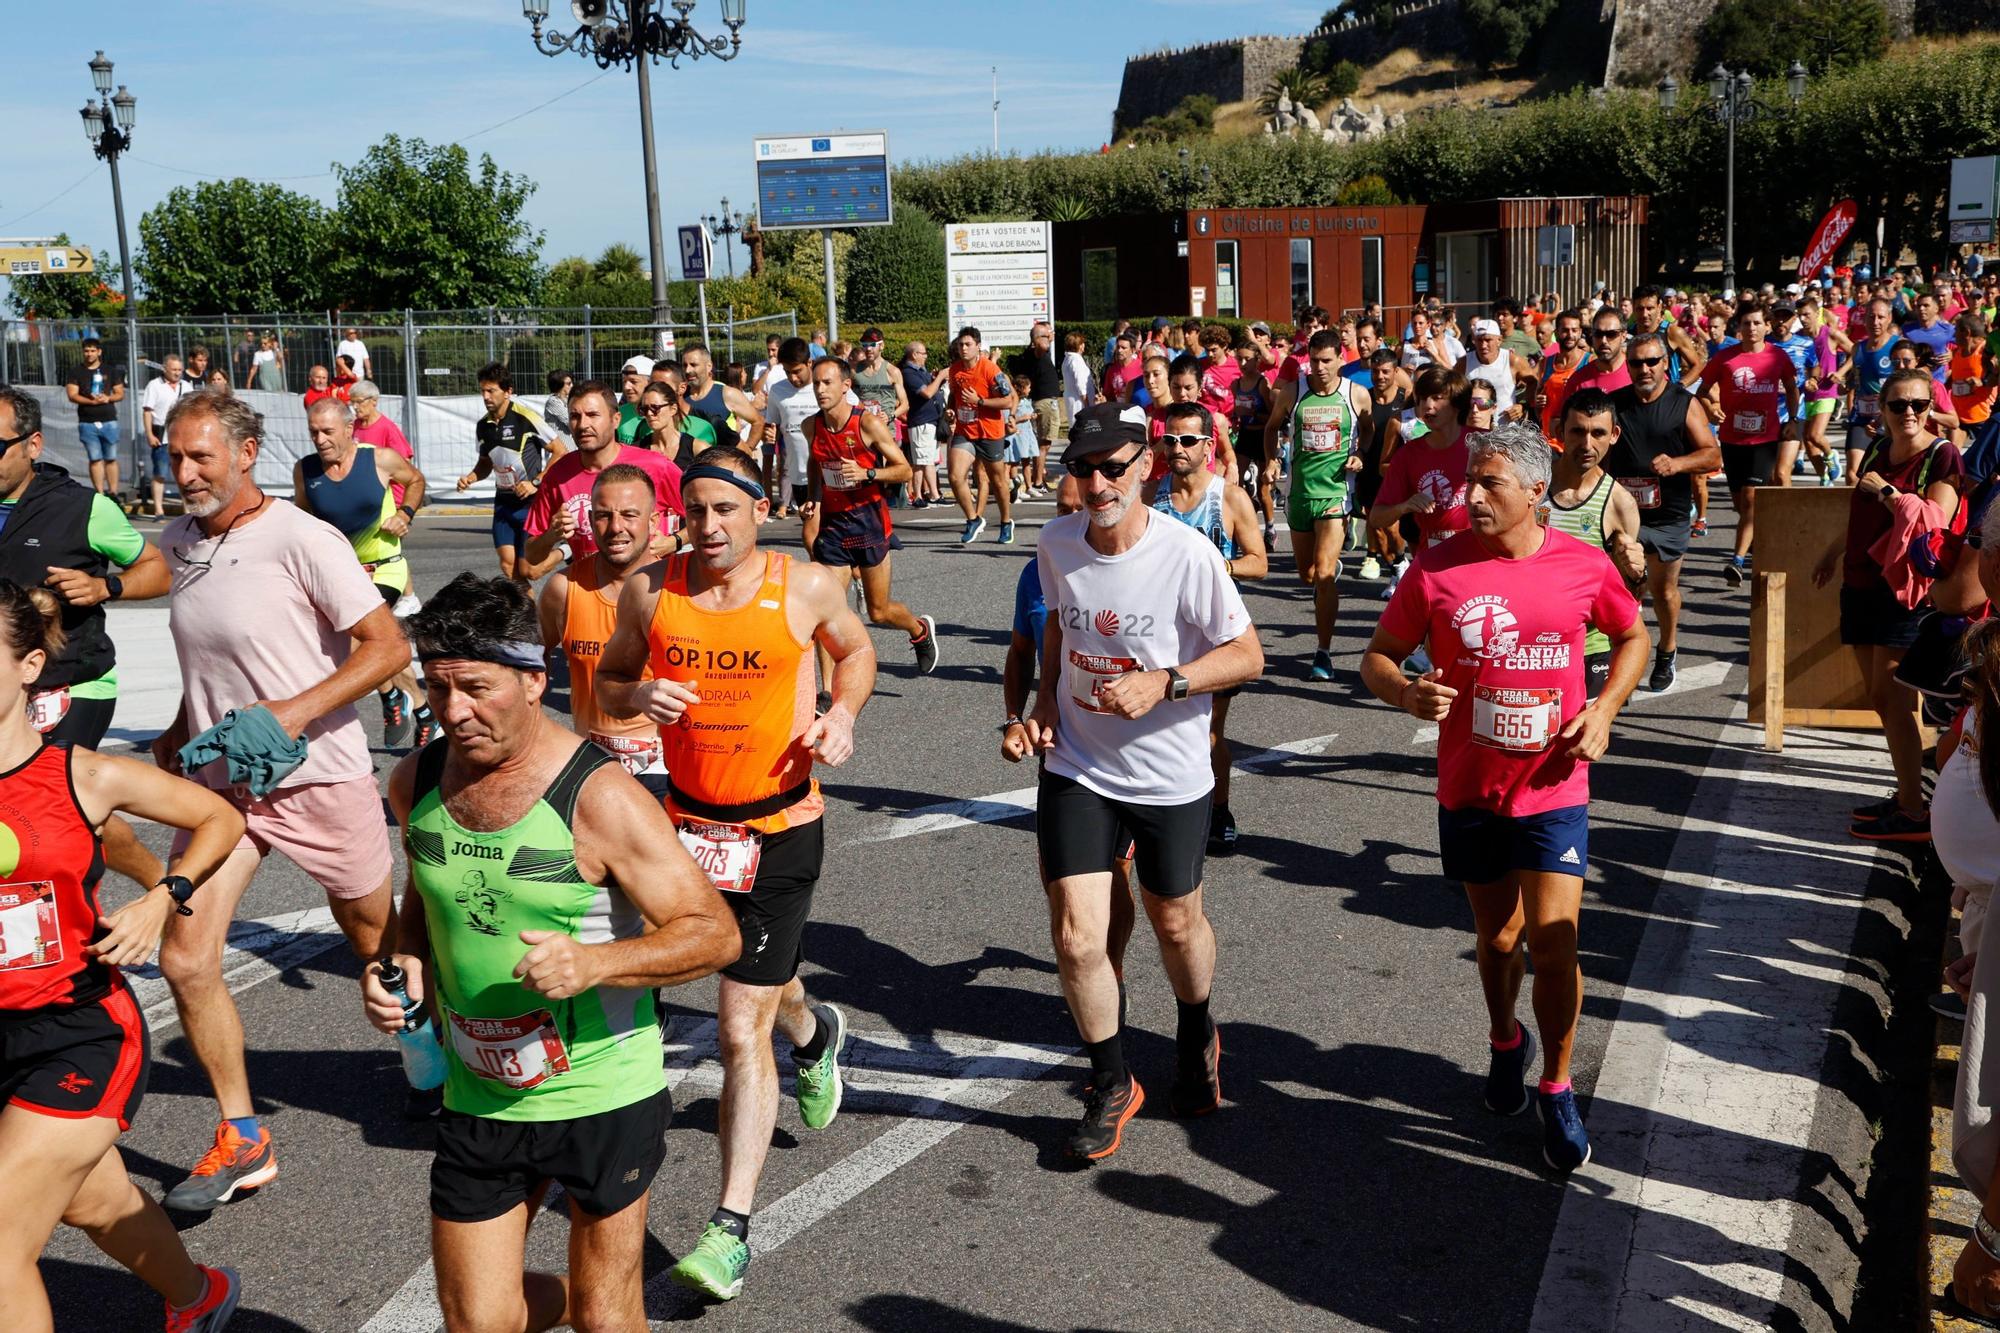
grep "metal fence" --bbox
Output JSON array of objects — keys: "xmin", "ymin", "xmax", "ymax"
[{"xmin": 1, "ymin": 307, "xmax": 798, "ymax": 499}]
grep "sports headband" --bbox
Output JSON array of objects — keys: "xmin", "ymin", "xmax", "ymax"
[
  {"xmin": 418, "ymin": 639, "xmax": 547, "ymax": 672},
  {"xmin": 681, "ymin": 464, "xmax": 766, "ymax": 501}
]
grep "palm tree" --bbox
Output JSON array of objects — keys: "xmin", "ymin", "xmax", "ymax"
[
  {"xmin": 1260, "ymin": 68, "xmax": 1329, "ymax": 115},
  {"xmin": 593, "ymin": 243, "xmax": 646, "ymax": 281}
]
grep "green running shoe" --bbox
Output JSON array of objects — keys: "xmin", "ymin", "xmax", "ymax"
[
  {"xmin": 795, "ymin": 1003, "xmax": 847, "ymax": 1130},
  {"xmin": 669, "ymin": 1223, "xmax": 749, "ymax": 1301}
]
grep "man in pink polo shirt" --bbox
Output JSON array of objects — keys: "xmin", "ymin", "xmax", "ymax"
[
  {"xmin": 1361, "ymin": 418, "xmax": 1648, "ymax": 1174},
  {"xmin": 522, "ymin": 379, "xmax": 686, "ymax": 568},
  {"xmin": 1697, "ymin": 306, "xmax": 1799, "ymax": 587}
]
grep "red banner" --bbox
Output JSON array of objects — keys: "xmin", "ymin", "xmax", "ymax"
[{"xmin": 1799, "ymin": 199, "xmax": 1858, "ymax": 282}]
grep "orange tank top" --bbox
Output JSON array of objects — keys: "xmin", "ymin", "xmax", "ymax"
[
  {"xmin": 647, "ymin": 551, "xmax": 822, "ymax": 833},
  {"xmin": 1949, "ymin": 349, "xmax": 1994, "ymax": 426},
  {"xmin": 1541, "ymin": 355, "xmax": 1582, "ymax": 445},
  {"xmin": 562, "ymin": 562, "xmax": 655, "ymax": 744}
]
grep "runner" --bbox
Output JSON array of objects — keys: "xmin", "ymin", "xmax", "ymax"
[
  {"xmin": 296, "ymin": 396, "xmax": 431, "ymax": 750},
  {"xmin": 1697, "ymin": 306, "xmax": 1799, "ymax": 587},
  {"xmin": 455, "ymin": 363, "xmax": 564, "ymax": 583},
  {"xmin": 681, "ymin": 343, "xmax": 765, "ymax": 446},
  {"xmin": 365, "ymin": 574, "xmax": 739, "ymax": 1333},
  {"xmin": 1146, "ymin": 401, "xmax": 1267, "ymax": 853},
  {"xmin": 1606, "ymin": 335, "xmax": 1723, "ymax": 690},
  {"xmin": 538, "ymin": 464, "xmax": 674, "ymax": 790},
  {"xmin": 1370, "ymin": 365, "xmax": 1475, "ymax": 668},
  {"xmin": 1021, "ymin": 401, "xmax": 1262, "ymax": 1159},
  {"xmin": 1566, "ymin": 307, "xmax": 1633, "ymax": 398},
  {"xmin": 152, "ymin": 390, "xmax": 420, "ymax": 1205},
  {"xmin": 614, "ymin": 355, "xmax": 654, "ymax": 444},
  {"xmin": 1263, "ymin": 330, "xmax": 1372, "ymax": 681},
  {"xmin": 1533, "ymin": 308, "xmax": 1588, "ymax": 444},
  {"xmin": 1461, "ymin": 318, "xmax": 1538, "ymax": 422},
  {"xmin": 800, "ymin": 357, "xmax": 940, "ymax": 676},
  {"xmin": 1631, "ymin": 284, "xmax": 1708, "ymax": 387},
  {"xmin": 1361, "ymin": 418, "xmax": 1648, "ymax": 1172},
  {"xmin": 1841, "ymin": 297, "xmax": 1903, "ymax": 480},
  {"xmin": 760, "ymin": 338, "xmax": 819, "ymax": 522},
  {"xmin": 595, "ymin": 445, "xmax": 878, "ymax": 1302},
  {"xmin": 943, "ymin": 327, "xmax": 1019, "ymax": 545},
  {"xmin": 1358, "ymin": 346, "xmax": 1411, "ymax": 579},
  {"xmin": 520, "ymin": 380, "xmax": 682, "ymax": 572},
  {"xmin": 0, "ymin": 580, "xmax": 247, "ymax": 1333},
  {"xmin": 1788, "ymin": 298, "xmax": 1850, "ymax": 481},
  {"xmin": 1547, "ymin": 389, "xmax": 1648, "ymax": 697}
]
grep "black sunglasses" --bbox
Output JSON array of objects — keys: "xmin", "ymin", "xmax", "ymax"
[
  {"xmin": 1068, "ymin": 448, "xmax": 1146, "ymax": 480},
  {"xmin": 1882, "ymin": 398, "xmax": 1930, "ymax": 415},
  {"xmin": 1590, "ymin": 328, "xmax": 1623, "ymax": 340},
  {"xmin": 1627, "ymin": 355, "xmax": 1666, "ymax": 368},
  {"xmin": 0, "ymin": 430, "xmax": 31, "ymax": 451}
]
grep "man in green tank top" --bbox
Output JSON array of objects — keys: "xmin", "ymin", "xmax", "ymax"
[
  {"xmin": 1549, "ymin": 389, "xmax": 1647, "ymax": 697},
  {"xmin": 363, "ymin": 573, "xmax": 739, "ymax": 1333}
]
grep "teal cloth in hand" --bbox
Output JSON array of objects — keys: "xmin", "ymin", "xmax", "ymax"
[{"xmin": 177, "ymin": 706, "xmax": 308, "ymax": 799}]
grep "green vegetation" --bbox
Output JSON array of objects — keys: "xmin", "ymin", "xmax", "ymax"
[
  {"xmin": 1697, "ymin": 0, "xmax": 1889, "ymax": 78},
  {"xmin": 1323, "ymin": 59, "xmax": 1365, "ymax": 98},
  {"xmin": 1260, "ymin": 68, "xmax": 1328, "ymax": 115},
  {"xmin": 135, "ymin": 181, "xmax": 335, "ymax": 313},
  {"xmin": 1460, "ymin": 0, "xmax": 1562, "ymax": 67},
  {"xmin": 1127, "ymin": 94, "xmax": 1219, "ymax": 144},
  {"xmin": 4, "ymin": 233, "xmax": 121, "ymax": 319},
  {"xmin": 844, "ymin": 204, "xmax": 947, "ymax": 325}
]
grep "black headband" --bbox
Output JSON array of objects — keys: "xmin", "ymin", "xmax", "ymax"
[
  {"xmin": 418, "ymin": 639, "xmax": 546, "ymax": 672},
  {"xmin": 682, "ymin": 464, "xmax": 766, "ymax": 501}
]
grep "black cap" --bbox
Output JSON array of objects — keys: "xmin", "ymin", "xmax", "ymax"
[{"xmin": 1061, "ymin": 402, "xmax": 1148, "ymax": 465}]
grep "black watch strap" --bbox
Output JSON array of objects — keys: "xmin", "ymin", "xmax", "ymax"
[
  {"xmin": 103, "ymin": 573, "xmax": 124, "ymax": 602},
  {"xmin": 158, "ymin": 875, "xmax": 196, "ymax": 916},
  {"xmin": 1166, "ymin": 667, "xmax": 1190, "ymax": 701}
]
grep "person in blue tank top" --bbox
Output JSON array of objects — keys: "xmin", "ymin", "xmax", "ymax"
[
  {"xmin": 1840, "ymin": 297, "xmax": 1904, "ymax": 479},
  {"xmin": 680, "ymin": 344, "xmax": 763, "ymax": 446},
  {"xmin": 1145, "ymin": 401, "xmax": 1267, "ymax": 853}
]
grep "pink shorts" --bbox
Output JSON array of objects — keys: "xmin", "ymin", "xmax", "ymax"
[{"xmin": 172, "ymin": 776, "xmax": 392, "ymax": 901}]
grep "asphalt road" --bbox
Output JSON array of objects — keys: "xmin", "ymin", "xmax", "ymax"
[{"xmin": 42, "ymin": 494, "xmax": 1781, "ymax": 1332}]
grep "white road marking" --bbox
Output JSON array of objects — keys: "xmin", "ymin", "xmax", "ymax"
[
  {"xmin": 1528, "ymin": 714, "xmax": 1892, "ymax": 1332},
  {"xmin": 124, "ymin": 905, "xmax": 346, "ymax": 1035},
  {"xmin": 359, "ymin": 1019, "xmax": 1076, "ymax": 1333},
  {"xmin": 1622, "ymin": 658, "xmax": 1735, "ymax": 703},
  {"xmin": 853, "ymin": 733, "xmax": 1339, "ymax": 843}
]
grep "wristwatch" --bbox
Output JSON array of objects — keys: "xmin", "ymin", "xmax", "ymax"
[
  {"xmin": 1165, "ymin": 666, "xmax": 1190, "ymax": 701},
  {"xmin": 157, "ymin": 874, "xmax": 197, "ymax": 917},
  {"xmin": 397, "ymin": 503, "xmax": 418, "ymax": 519},
  {"xmin": 103, "ymin": 573, "xmax": 124, "ymax": 602},
  {"xmin": 866, "ymin": 466, "xmax": 878, "ymax": 482},
  {"xmin": 998, "ymin": 715, "xmax": 1024, "ymax": 733},
  {"xmin": 1878, "ymin": 484, "xmax": 1899, "ymax": 506}
]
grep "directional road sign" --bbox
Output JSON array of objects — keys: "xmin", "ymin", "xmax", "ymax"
[{"xmin": 0, "ymin": 245, "xmax": 93, "ymax": 277}]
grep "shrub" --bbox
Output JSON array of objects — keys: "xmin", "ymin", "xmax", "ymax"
[
  {"xmin": 1697, "ymin": 0, "xmax": 1889, "ymax": 77},
  {"xmin": 1324, "ymin": 60, "xmax": 1365, "ymax": 98},
  {"xmin": 844, "ymin": 204, "xmax": 947, "ymax": 325},
  {"xmin": 1461, "ymin": 0, "xmax": 1562, "ymax": 67}
]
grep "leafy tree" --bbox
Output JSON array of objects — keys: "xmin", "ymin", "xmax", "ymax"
[
  {"xmin": 844, "ymin": 204, "xmax": 946, "ymax": 324},
  {"xmin": 134, "ymin": 180, "xmax": 334, "ymax": 313},
  {"xmin": 328, "ymin": 135, "xmax": 542, "ymax": 310},
  {"xmin": 594, "ymin": 243, "xmax": 645, "ymax": 281},
  {"xmin": 1335, "ymin": 174, "xmax": 1400, "ymax": 205},
  {"xmin": 1127, "ymin": 94, "xmax": 1219, "ymax": 145},
  {"xmin": 1697, "ymin": 0, "xmax": 1888, "ymax": 78},
  {"xmin": 1324, "ymin": 60, "xmax": 1365, "ymax": 98},
  {"xmin": 4, "ymin": 233, "xmax": 115, "ymax": 318},
  {"xmin": 1461, "ymin": 0, "xmax": 1562, "ymax": 67},
  {"xmin": 1260, "ymin": 68, "xmax": 1330, "ymax": 114}
]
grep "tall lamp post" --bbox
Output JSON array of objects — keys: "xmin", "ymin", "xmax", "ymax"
[
  {"xmin": 702, "ymin": 197, "xmax": 745, "ymax": 280},
  {"xmin": 520, "ymin": 0, "xmax": 747, "ymax": 358},
  {"xmin": 1658, "ymin": 61, "xmax": 1806, "ymax": 294},
  {"xmin": 78, "ymin": 52, "xmax": 136, "ymax": 311}
]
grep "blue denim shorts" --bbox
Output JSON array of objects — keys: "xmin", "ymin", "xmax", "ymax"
[{"xmin": 78, "ymin": 420, "xmax": 120, "ymax": 464}]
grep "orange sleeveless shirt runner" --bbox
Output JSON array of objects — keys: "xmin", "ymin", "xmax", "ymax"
[
  {"xmin": 648, "ymin": 551, "xmax": 824, "ymax": 835},
  {"xmin": 562, "ymin": 561, "xmax": 657, "ymax": 744}
]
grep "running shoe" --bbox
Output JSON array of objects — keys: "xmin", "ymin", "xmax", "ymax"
[
  {"xmin": 912, "ymin": 615, "xmax": 940, "ymax": 675},
  {"xmin": 379, "ymin": 689, "xmax": 413, "ymax": 750},
  {"xmin": 1690, "ymin": 517, "xmax": 1707, "ymax": 538},
  {"xmin": 1358, "ymin": 555, "xmax": 1382, "ymax": 580},
  {"xmin": 1170, "ymin": 1024, "xmax": 1223, "ymax": 1118},
  {"xmin": 960, "ymin": 517, "xmax": 985, "ymax": 545},
  {"xmin": 1484, "ymin": 1025, "xmax": 1536, "ymax": 1116},
  {"xmin": 1067, "ymin": 1074, "xmax": 1144, "ymax": 1161},
  {"xmin": 411, "ymin": 706, "xmax": 438, "ymax": 750},
  {"xmin": 795, "ymin": 1003, "xmax": 847, "ymax": 1130},
  {"xmin": 1207, "ymin": 804, "xmax": 1238, "ymax": 854},
  {"xmin": 998, "ymin": 521, "xmax": 1016, "ymax": 545},
  {"xmin": 1723, "ymin": 557, "xmax": 1747, "ymax": 588},
  {"xmin": 1537, "ymin": 1087, "xmax": 1592, "ymax": 1171},
  {"xmin": 1308, "ymin": 650, "xmax": 1334, "ymax": 682},
  {"xmin": 163, "ymin": 1123, "xmax": 277, "ymax": 1211},
  {"xmin": 912, "ymin": 498, "xmax": 931, "ymax": 510},
  {"xmin": 1264, "ymin": 520, "xmax": 1280, "ymax": 548},
  {"xmin": 1648, "ymin": 651, "xmax": 1678, "ymax": 693},
  {"xmin": 1931, "ymin": 989, "xmax": 1970, "ymax": 1022},
  {"xmin": 668, "ymin": 1223, "xmax": 750, "ymax": 1302},
  {"xmin": 1850, "ymin": 808, "xmax": 1931, "ymax": 843},
  {"xmin": 1826, "ymin": 454, "xmax": 1844, "ymax": 485},
  {"xmin": 1851, "ymin": 795, "xmax": 1901, "ymax": 822},
  {"xmin": 165, "ymin": 1264, "xmax": 241, "ymax": 1333}
]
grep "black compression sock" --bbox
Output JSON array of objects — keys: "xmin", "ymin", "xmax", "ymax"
[
  {"xmin": 709, "ymin": 1207, "xmax": 749, "ymax": 1242},
  {"xmin": 1176, "ymin": 996, "xmax": 1213, "ymax": 1049},
  {"xmin": 1084, "ymin": 1033, "xmax": 1127, "ymax": 1090},
  {"xmin": 793, "ymin": 1007, "xmax": 830, "ymax": 1064}
]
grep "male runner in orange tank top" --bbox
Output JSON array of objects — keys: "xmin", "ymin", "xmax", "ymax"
[
  {"xmin": 596, "ymin": 445, "xmax": 876, "ymax": 1303},
  {"xmin": 537, "ymin": 463, "xmax": 682, "ymax": 795}
]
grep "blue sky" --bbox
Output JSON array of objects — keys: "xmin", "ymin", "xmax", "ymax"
[{"xmin": 0, "ymin": 0, "xmax": 1327, "ymax": 301}]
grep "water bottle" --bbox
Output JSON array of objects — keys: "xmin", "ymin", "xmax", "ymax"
[{"xmin": 377, "ymin": 958, "xmax": 447, "ymax": 1091}]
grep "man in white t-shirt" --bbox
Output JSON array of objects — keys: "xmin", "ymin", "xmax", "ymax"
[
  {"xmin": 761, "ymin": 337, "xmax": 821, "ymax": 521},
  {"xmin": 335, "ymin": 327, "xmax": 372, "ymax": 383},
  {"xmin": 1020, "ymin": 401, "xmax": 1263, "ymax": 1162},
  {"xmin": 140, "ymin": 355, "xmax": 195, "ymax": 518}
]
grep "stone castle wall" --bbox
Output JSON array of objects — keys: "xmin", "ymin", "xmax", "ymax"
[{"xmin": 1603, "ymin": 0, "xmax": 1915, "ymax": 86}]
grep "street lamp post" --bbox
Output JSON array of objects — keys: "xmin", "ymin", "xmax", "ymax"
[
  {"xmin": 519, "ymin": 0, "xmax": 747, "ymax": 359},
  {"xmin": 78, "ymin": 51, "xmax": 136, "ymax": 311},
  {"xmin": 1658, "ymin": 62, "xmax": 1807, "ymax": 294},
  {"xmin": 702, "ymin": 197, "xmax": 745, "ymax": 280}
]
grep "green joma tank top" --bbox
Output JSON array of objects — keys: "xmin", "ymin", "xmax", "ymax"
[
  {"xmin": 406, "ymin": 740, "xmax": 665, "ymax": 1120},
  {"xmin": 1546, "ymin": 473, "xmax": 1614, "ymax": 656}
]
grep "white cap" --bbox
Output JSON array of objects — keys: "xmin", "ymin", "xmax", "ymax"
[
  {"xmin": 1721, "ymin": 289, "xmax": 1737, "ymax": 303},
  {"xmin": 1784, "ymin": 282, "xmax": 1803, "ymax": 295},
  {"xmin": 621, "ymin": 354, "xmax": 656, "ymax": 376},
  {"xmin": 1470, "ymin": 318, "xmax": 1501, "ymax": 338},
  {"xmin": 1664, "ymin": 288, "xmax": 1678, "ymax": 299}
]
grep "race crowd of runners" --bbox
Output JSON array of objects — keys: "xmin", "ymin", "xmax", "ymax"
[{"xmin": 2, "ymin": 253, "xmax": 1995, "ymax": 1331}]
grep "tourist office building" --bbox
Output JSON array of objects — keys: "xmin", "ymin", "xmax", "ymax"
[{"xmin": 1050, "ymin": 195, "xmax": 1650, "ymax": 327}]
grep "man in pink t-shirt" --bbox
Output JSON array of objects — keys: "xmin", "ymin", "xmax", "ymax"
[
  {"xmin": 521, "ymin": 381, "xmax": 686, "ymax": 568},
  {"xmin": 1101, "ymin": 335, "xmax": 1145, "ymax": 404},
  {"xmin": 1566, "ymin": 308, "xmax": 1633, "ymax": 397},
  {"xmin": 1362, "ymin": 419, "xmax": 1646, "ymax": 1175},
  {"xmin": 1696, "ymin": 306, "xmax": 1799, "ymax": 584}
]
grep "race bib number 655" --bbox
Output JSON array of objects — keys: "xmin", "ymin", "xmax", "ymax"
[{"xmin": 1471, "ymin": 685, "xmax": 1561, "ymax": 753}]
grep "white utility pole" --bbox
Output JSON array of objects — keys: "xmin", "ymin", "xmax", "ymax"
[{"xmin": 992, "ymin": 66, "xmax": 999, "ymax": 152}]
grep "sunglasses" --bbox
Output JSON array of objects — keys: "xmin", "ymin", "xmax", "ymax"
[
  {"xmin": 1068, "ymin": 448, "xmax": 1146, "ymax": 480},
  {"xmin": 1590, "ymin": 329, "xmax": 1623, "ymax": 340},
  {"xmin": 1158, "ymin": 433, "xmax": 1207, "ymax": 449},
  {"xmin": 1627, "ymin": 355, "xmax": 1666, "ymax": 368},
  {"xmin": 1882, "ymin": 398, "xmax": 1931, "ymax": 415},
  {"xmin": 0, "ymin": 430, "xmax": 30, "ymax": 451}
]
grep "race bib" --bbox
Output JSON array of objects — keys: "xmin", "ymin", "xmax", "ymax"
[
  {"xmin": 1856, "ymin": 393, "xmax": 1879, "ymax": 417},
  {"xmin": 1730, "ymin": 410, "xmax": 1766, "ymax": 436},
  {"xmin": 1471, "ymin": 684, "xmax": 1562, "ymax": 753},
  {"xmin": 27, "ymin": 687, "xmax": 70, "ymax": 735},
  {"xmin": 956, "ymin": 407, "xmax": 977, "ymax": 425},
  {"xmin": 1297, "ymin": 405, "xmax": 1344, "ymax": 453},
  {"xmin": 447, "ymin": 1009, "xmax": 572, "ymax": 1090},
  {"xmin": 821, "ymin": 461, "xmax": 855, "ymax": 491},
  {"xmin": 676, "ymin": 819, "xmax": 763, "ymax": 895},
  {"xmin": 1067, "ymin": 649, "xmax": 1141, "ymax": 715},
  {"xmin": 0, "ymin": 881, "xmax": 60, "ymax": 971},
  {"xmin": 1618, "ymin": 476, "xmax": 1662, "ymax": 510},
  {"xmin": 1953, "ymin": 380, "xmax": 1976, "ymax": 398},
  {"xmin": 588, "ymin": 731, "xmax": 664, "ymax": 778},
  {"xmin": 492, "ymin": 464, "xmax": 521, "ymax": 488}
]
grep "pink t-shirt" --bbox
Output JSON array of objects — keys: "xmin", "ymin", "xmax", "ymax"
[
  {"xmin": 353, "ymin": 413, "xmax": 413, "ymax": 506},
  {"xmin": 1381, "ymin": 528, "xmax": 1640, "ymax": 817},
  {"xmin": 1375, "ymin": 431, "xmax": 1470, "ymax": 547},
  {"xmin": 1566, "ymin": 358, "xmax": 1632, "ymax": 396},
  {"xmin": 1198, "ymin": 356, "xmax": 1241, "ymax": 421},
  {"xmin": 524, "ymin": 446, "xmax": 684, "ymax": 559},
  {"xmin": 164, "ymin": 499, "xmax": 383, "ymax": 790},
  {"xmin": 1102, "ymin": 357, "xmax": 1145, "ymax": 404},
  {"xmin": 1698, "ymin": 344, "xmax": 1793, "ymax": 444}
]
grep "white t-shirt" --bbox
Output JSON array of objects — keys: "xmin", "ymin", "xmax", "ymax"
[
  {"xmin": 141, "ymin": 376, "xmax": 194, "ymax": 440},
  {"xmin": 335, "ymin": 338, "xmax": 370, "ymax": 377},
  {"xmin": 164, "ymin": 499, "xmax": 384, "ymax": 790},
  {"xmin": 767, "ymin": 377, "xmax": 820, "ymax": 486},
  {"xmin": 753, "ymin": 359, "xmax": 788, "ymax": 394},
  {"xmin": 1037, "ymin": 510, "xmax": 1253, "ymax": 804}
]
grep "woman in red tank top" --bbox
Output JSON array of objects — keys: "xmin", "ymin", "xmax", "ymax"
[{"xmin": 0, "ymin": 577, "xmax": 249, "ymax": 1331}]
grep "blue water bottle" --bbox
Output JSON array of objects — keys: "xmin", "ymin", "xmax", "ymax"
[{"xmin": 376, "ymin": 958, "xmax": 447, "ymax": 1091}]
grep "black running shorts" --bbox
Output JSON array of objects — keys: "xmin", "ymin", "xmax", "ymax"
[
  {"xmin": 1036, "ymin": 769, "xmax": 1210, "ymax": 898},
  {"xmin": 1720, "ymin": 440, "xmax": 1779, "ymax": 491},
  {"xmin": 719, "ymin": 817, "xmax": 825, "ymax": 987},
  {"xmin": 430, "ymin": 1083, "xmax": 672, "ymax": 1224},
  {"xmin": 0, "ymin": 986, "xmax": 150, "ymax": 1131}
]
